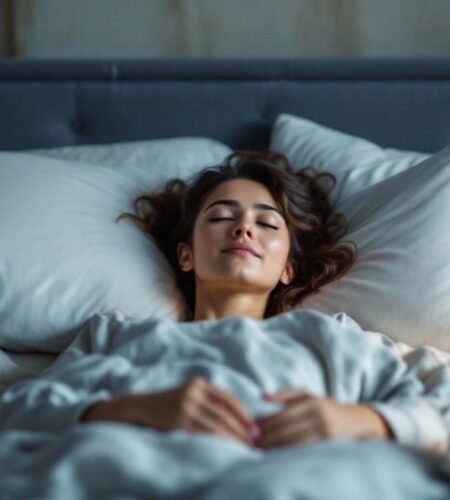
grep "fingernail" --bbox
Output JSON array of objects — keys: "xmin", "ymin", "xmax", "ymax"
[{"xmin": 250, "ymin": 426, "xmax": 261, "ymax": 439}]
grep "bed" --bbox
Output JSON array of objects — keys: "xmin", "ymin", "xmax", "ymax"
[{"xmin": 1, "ymin": 58, "xmax": 450, "ymax": 499}]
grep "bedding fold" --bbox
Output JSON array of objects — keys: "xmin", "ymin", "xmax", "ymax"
[
  {"xmin": 1, "ymin": 308, "xmax": 450, "ymax": 498},
  {"xmin": 0, "ymin": 308, "xmax": 448, "ymax": 447}
]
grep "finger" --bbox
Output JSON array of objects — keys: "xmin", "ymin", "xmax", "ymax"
[
  {"xmin": 259, "ymin": 429, "xmax": 320, "ymax": 449},
  {"xmin": 257, "ymin": 422, "xmax": 319, "ymax": 449},
  {"xmin": 207, "ymin": 386, "xmax": 256, "ymax": 432},
  {"xmin": 190, "ymin": 411, "xmax": 252, "ymax": 445},
  {"xmin": 200, "ymin": 402, "xmax": 253, "ymax": 445},
  {"xmin": 264, "ymin": 389, "xmax": 312, "ymax": 402},
  {"xmin": 259, "ymin": 417, "xmax": 314, "ymax": 444},
  {"xmin": 257, "ymin": 401, "xmax": 316, "ymax": 433}
]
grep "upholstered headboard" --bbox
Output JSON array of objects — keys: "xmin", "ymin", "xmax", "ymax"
[{"xmin": 1, "ymin": 58, "xmax": 450, "ymax": 152}]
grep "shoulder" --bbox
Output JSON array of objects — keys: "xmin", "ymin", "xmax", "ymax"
[
  {"xmin": 267, "ymin": 308, "xmax": 392, "ymax": 358},
  {"xmin": 68, "ymin": 309, "xmax": 173, "ymax": 355}
]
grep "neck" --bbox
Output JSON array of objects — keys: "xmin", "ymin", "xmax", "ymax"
[{"xmin": 192, "ymin": 283, "xmax": 270, "ymax": 321}]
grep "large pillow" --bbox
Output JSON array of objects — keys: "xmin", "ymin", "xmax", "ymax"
[
  {"xmin": 0, "ymin": 138, "xmax": 232, "ymax": 353},
  {"xmin": 271, "ymin": 113, "xmax": 429, "ymax": 204},
  {"xmin": 299, "ymin": 145, "xmax": 450, "ymax": 351},
  {"xmin": 30, "ymin": 137, "xmax": 228, "ymax": 172}
]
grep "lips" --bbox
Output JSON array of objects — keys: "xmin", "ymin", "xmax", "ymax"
[{"xmin": 222, "ymin": 243, "xmax": 261, "ymax": 258}]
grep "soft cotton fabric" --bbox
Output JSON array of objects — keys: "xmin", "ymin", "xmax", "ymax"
[
  {"xmin": 0, "ymin": 429, "xmax": 449, "ymax": 500},
  {"xmin": 0, "ymin": 138, "xmax": 231, "ymax": 352},
  {"xmin": 0, "ymin": 312, "xmax": 364, "ymax": 394},
  {"xmin": 31, "ymin": 136, "xmax": 230, "ymax": 176},
  {"xmin": 270, "ymin": 113, "xmax": 429, "ymax": 204},
  {"xmin": 0, "ymin": 308, "xmax": 449, "ymax": 499},
  {"xmin": 301, "ymin": 144, "xmax": 450, "ymax": 350},
  {"xmin": 0, "ymin": 350, "xmax": 56, "ymax": 394},
  {"xmin": 1, "ymin": 308, "xmax": 448, "ymax": 446}
]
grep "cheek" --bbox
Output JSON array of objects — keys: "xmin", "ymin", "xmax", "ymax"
[
  {"xmin": 192, "ymin": 222, "xmax": 219, "ymax": 256},
  {"xmin": 265, "ymin": 233, "xmax": 291, "ymax": 259}
]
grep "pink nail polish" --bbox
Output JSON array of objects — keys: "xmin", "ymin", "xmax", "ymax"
[{"xmin": 250, "ymin": 426, "xmax": 261, "ymax": 439}]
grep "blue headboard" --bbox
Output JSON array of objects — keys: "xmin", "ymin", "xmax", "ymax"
[{"xmin": 1, "ymin": 58, "xmax": 450, "ymax": 152}]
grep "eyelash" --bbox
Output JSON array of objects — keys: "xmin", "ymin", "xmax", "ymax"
[{"xmin": 208, "ymin": 217, "xmax": 279, "ymax": 230}]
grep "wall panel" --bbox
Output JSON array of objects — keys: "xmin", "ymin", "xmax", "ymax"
[{"xmin": 7, "ymin": 0, "xmax": 450, "ymax": 58}]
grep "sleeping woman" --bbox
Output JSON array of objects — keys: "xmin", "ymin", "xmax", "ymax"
[{"xmin": 0, "ymin": 150, "xmax": 447, "ymax": 451}]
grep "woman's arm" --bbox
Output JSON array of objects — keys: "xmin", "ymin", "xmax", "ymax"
[
  {"xmin": 255, "ymin": 326, "xmax": 448, "ymax": 450},
  {"xmin": 80, "ymin": 378, "xmax": 257, "ymax": 445},
  {"xmin": 0, "ymin": 367, "xmax": 257, "ymax": 446},
  {"xmin": 254, "ymin": 389, "xmax": 394, "ymax": 449},
  {"xmin": 80, "ymin": 396, "xmax": 126, "ymax": 423}
]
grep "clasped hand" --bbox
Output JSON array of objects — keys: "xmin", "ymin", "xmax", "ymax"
[
  {"xmin": 254, "ymin": 388, "xmax": 389, "ymax": 449},
  {"xmin": 83, "ymin": 377, "xmax": 391, "ymax": 449}
]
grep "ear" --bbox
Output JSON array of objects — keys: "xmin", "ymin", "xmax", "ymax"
[
  {"xmin": 177, "ymin": 242, "xmax": 194, "ymax": 272},
  {"xmin": 280, "ymin": 260, "xmax": 295, "ymax": 286}
]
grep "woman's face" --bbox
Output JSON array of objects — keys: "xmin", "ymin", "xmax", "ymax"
[{"xmin": 177, "ymin": 179, "xmax": 293, "ymax": 293}]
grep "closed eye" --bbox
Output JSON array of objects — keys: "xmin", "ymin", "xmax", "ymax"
[{"xmin": 208, "ymin": 217, "xmax": 279, "ymax": 230}]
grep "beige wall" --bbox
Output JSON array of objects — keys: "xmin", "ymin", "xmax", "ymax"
[{"xmin": 1, "ymin": 0, "xmax": 450, "ymax": 58}]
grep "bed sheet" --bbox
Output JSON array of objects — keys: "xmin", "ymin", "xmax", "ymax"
[
  {"xmin": 1, "ymin": 427, "xmax": 449, "ymax": 500},
  {"xmin": 1, "ymin": 311, "xmax": 449, "ymax": 400},
  {"xmin": 0, "ymin": 308, "xmax": 449, "ymax": 499},
  {"xmin": 0, "ymin": 349, "xmax": 56, "ymax": 394}
]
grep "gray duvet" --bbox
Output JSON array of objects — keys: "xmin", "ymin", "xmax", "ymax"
[{"xmin": 0, "ymin": 308, "xmax": 449, "ymax": 499}]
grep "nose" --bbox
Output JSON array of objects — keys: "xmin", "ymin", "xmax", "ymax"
[{"xmin": 231, "ymin": 218, "xmax": 253, "ymax": 239}]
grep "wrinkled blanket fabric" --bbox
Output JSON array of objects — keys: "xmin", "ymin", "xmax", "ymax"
[{"xmin": 0, "ymin": 308, "xmax": 449, "ymax": 499}]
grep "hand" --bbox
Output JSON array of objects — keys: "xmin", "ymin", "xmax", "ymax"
[
  {"xmin": 82, "ymin": 377, "xmax": 257, "ymax": 446},
  {"xmin": 254, "ymin": 388, "xmax": 393, "ymax": 450}
]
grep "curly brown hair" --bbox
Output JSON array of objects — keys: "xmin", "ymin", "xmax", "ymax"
[{"xmin": 116, "ymin": 150, "xmax": 357, "ymax": 320}]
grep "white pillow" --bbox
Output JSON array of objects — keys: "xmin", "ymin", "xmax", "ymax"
[
  {"xmin": 0, "ymin": 138, "xmax": 232, "ymax": 353},
  {"xmin": 30, "ymin": 137, "xmax": 229, "ymax": 172},
  {"xmin": 270, "ymin": 113, "xmax": 429, "ymax": 204},
  {"xmin": 299, "ymin": 145, "xmax": 450, "ymax": 351}
]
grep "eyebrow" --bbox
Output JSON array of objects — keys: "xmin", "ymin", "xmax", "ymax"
[{"xmin": 203, "ymin": 199, "xmax": 283, "ymax": 216}]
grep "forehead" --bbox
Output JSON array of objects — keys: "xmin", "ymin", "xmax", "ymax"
[{"xmin": 202, "ymin": 179, "xmax": 277, "ymax": 207}]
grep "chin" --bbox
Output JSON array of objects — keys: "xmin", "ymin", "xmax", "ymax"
[{"xmin": 218, "ymin": 274, "xmax": 271, "ymax": 293}]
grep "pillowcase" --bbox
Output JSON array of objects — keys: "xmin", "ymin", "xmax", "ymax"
[
  {"xmin": 0, "ymin": 138, "xmax": 232, "ymax": 353},
  {"xmin": 270, "ymin": 113, "xmax": 429, "ymax": 204},
  {"xmin": 30, "ymin": 137, "xmax": 229, "ymax": 173},
  {"xmin": 299, "ymin": 145, "xmax": 450, "ymax": 351}
]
